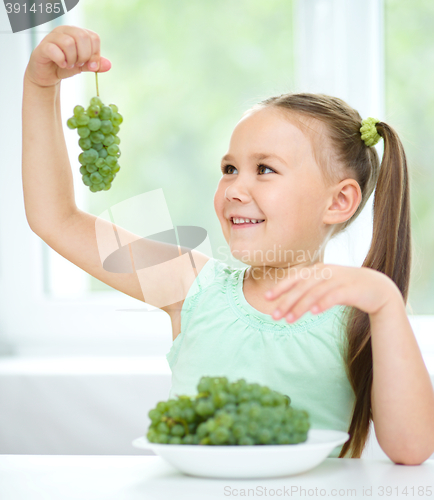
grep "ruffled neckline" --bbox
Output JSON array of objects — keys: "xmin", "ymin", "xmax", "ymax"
[{"xmin": 226, "ymin": 265, "xmax": 340, "ymax": 333}]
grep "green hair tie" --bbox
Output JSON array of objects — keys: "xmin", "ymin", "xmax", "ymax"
[{"xmin": 360, "ymin": 117, "xmax": 381, "ymax": 147}]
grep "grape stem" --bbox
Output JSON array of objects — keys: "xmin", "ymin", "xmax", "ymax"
[{"xmin": 95, "ymin": 72, "xmax": 99, "ymax": 97}]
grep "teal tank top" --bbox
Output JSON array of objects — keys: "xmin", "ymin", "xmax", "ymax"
[{"xmin": 166, "ymin": 257, "xmax": 355, "ymax": 458}]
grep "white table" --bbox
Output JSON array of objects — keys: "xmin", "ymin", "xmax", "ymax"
[{"xmin": 0, "ymin": 455, "xmax": 433, "ymax": 500}]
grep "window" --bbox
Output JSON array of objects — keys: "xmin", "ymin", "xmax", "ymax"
[{"xmin": 6, "ymin": 0, "xmax": 429, "ymax": 357}]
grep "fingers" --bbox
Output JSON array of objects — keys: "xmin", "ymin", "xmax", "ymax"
[
  {"xmin": 78, "ymin": 57, "xmax": 111, "ymax": 73},
  {"xmin": 46, "ymin": 25, "xmax": 106, "ymax": 72},
  {"xmin": 83, "ymin": 28, "xmax": 101, "ymax": 70},
  {"xmin": 54, "ymin": 33, "xmax": 79, "ymax": 68},
  {"xmin": 271, "ymin": 275, "xmax": 326, "ymax": 320},
  {"xmin": 279, "ymin": 282, "xmax": 345, "ymax": 323},
  {"xmin": 41, "ymin": 41, "xmax": 66, "ymax": 69}
]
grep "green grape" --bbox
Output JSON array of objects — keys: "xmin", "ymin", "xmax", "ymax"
[
  {"xmin": 99, "ymin": 106, "xmax": 113, "ymax": 120},
  {"xmin": 79, "ymin": 166, "xmax": 88, "ymax": 175},
  {"xmin": 171, "ymin": 424, "xmax": 185, "ymax": 437},
  {"xmin": 102, "ymin": 134, "xmax": 115, "ymax": 147},
  {"xmin": 89, "ymin": 185, "xmax": 99, "ymax": 193},
  {"xmin": 99, "ymin": 148, "xmax": 108, "ymax": 159},
  {"xmin": 76, "ymin": 114, "xmax": 90, "ymax": 126},
  {"xmin": 90, "ymin": 96, "xmax": 103, "ymax": 108},
  {"xmin": 88, "ymin": 118, "xmax": 102, "ymax": 131},
  {"xmin": 183, "ymin": 434, "xmax": 195, "ymax": 444},
  {"xmin": 67, "ymin": 117, "xmax": 77, "ymax": 129},
  {"xmin": 113, "ymin": 136, "xmax": 120, "ymax": 145},
  {"xmin": 77, "ymin": 127, "xmax": 90, "ymax": 139},
  {"xmin": 112, "ymin": 125, "xmax": 120, "ymax": 135},
  {"xmin": 90, "ymin": 172, "xmax": 103, "ymax": 184},
  {"xmin": 92, "ymin": 142, "xmax": 104, "ymax": 152},
  {"xmin": 111, "ymin": 112, "xmax": 123, "ymax": 126},
  {"xmin": 105, "ymin": 155, "xmax": 118, "ymax": 167},
  {"xmin": 90, "ymin": 131, "xmax": 105, "ymax": 143},
  {"xmin": 239, "ymin": 436, "xmax": 255, "ymax": 446},
  {"xmin": 156, "ymin": 402, "xmax": 169, "ymax": 413},
  {"xmin": 100, "ymin": 120, "xmax": 113, "ymax": 134},
  {"xmin": 82, "ymin": 174, "xmax": 92, "ymax": 186},
  {"xmin": 78, "ymin": 153, "xmax": 87, "ymax": 165},
  {"xmin": 82, "ymin": 149, "xmax": 99, "ymax": 164},
  {"xmin": 73, "ymin": 105, "xmax": 85, "ymax": 117},
  {"xmin": 103, "ymin": 183, "xmax": 112, "ymax": 191},
  {"xmin": 78, "ymin": 138, "xmax": 92, "ymax": 150},
  {"xmin": 157, "ymin": 434, "xmax": 169, "ymax": 444},
  {"xmin": 95, "ymin": 158, "xmax": 105, "ymax": 169},
  {"xmin": 100, "ymin": 165, "xmax": 112, "ymax": 177},
  {"xmin": 107, "ymin": 144, "xmax": 120, "ymax": 156},
  {"xmin": 109, "ymin": 103, "xmax": 118, "ymax": 113},
  {"xmin": 86, "ymin": 164, "xmax": 98, "ymax": 174},
  {"xmin": 87, "ymin": 105, "xmax": 100, "ymax": 118}
]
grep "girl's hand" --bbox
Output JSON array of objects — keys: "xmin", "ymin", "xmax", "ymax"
[
  {"xmin": 25, "ymin": 25, "xmax": 111, "ymax": 88},
  {"xmin": 265, "ymin": 263, "xmax": 402, "ymax": 323}
]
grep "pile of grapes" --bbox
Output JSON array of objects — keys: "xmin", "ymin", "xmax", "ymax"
[
  {"xmin": 147, "ymin": 376, "xmax": 310, "ymax": 446},
  {"xmin": 66, "ymin": 96, "xmax": 123, "ymax": 192}
]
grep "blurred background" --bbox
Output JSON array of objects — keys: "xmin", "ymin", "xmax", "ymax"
[{"xmin": 0, "ymin": 0, "xmax": 433, "ymax": 459}]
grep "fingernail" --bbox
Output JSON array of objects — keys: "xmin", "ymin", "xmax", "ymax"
[
  {"xmin": 311, "ymin": 305, "xmax": 320, "ymax": 314},
  {"xmin": 273, "ymin": 309, "xmax": 281, "ymax": 319},
  {"xmin": 286, "ymin": 313, "xmax": 294, "ymax": 322},
  {"xmin": 89, "ymin": 62, "xmax": 98, "ymax": 70},
  {"xmin": 78, "ymin": 62, "xmax": 85, "ymax": 67}
]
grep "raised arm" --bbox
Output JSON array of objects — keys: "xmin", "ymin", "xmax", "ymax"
[
  {"xmin": 22, "ymin": 25, "xmax": 109, "ymax": 234},
  {"xmin": 21, "ymin": 25, "xmax": 210, "ymax": 339}
]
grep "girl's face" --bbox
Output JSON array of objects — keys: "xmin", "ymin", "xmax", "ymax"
[{"xmin": 214, "ymin": 106, "xmax": 333, "ymax": 267}]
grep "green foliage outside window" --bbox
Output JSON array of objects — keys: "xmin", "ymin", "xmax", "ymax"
[{"xmin": 385, "ymin": 0, "xmax": 434, "ymax": 313}]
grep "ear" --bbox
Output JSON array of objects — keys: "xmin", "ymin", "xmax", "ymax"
[{"xmin": 323, "ymin": 179, "xmax": 362, "ymax": 225}]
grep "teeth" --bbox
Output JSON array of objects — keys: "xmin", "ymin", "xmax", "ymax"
[{"xmin": 232, "ymin": 218, "xmax": 264, "ymax": 224}]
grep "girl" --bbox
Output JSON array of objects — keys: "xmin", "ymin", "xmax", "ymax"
[{"xmin": 22, "ymin": 26, "xmax": 434, "ymax": 464}]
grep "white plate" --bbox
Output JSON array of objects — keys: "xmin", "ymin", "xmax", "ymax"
[{"xmin": 132, "ymin": 429, "xmax": 349, "ymax": 479}]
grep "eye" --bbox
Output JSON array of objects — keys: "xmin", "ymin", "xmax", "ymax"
[
  {"xmin": 221, "ymin": 164, "xmax": 237, "ymax": 174},
  {"xmin": 220, "ymin": 163, "xmax": 276, "ymax": 175},
  {"xmin": 257, "ymin": 163, "xmax": 276, "ymax": 174}
]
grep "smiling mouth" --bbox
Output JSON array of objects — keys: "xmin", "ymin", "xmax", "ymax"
[{"xmin": 231, "ymin": 219, "xmax": 265, "ymax": 227}]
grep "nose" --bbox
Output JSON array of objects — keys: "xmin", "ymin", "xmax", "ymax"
[{"xmin": 224, "ymin": 175, "xmax": 251, "ymax": 203}]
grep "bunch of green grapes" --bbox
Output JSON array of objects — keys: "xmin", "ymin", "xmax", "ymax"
[
  {"xmin": 66, "ymin": 96, "xmax": 123, "ymax": 192},
  {"xmin": 147, "ymin": 376, "xmax": 310, "ymax": 446}
]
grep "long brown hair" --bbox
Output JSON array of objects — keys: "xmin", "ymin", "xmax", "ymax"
[{"xmin": 255, "ymin": 93, "xmax": 411, "ymax": 458}]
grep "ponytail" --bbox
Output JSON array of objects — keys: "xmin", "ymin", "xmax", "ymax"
[{"xmin": 339, "ymin": 121, "xmax": 411, "ymax": 458}]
